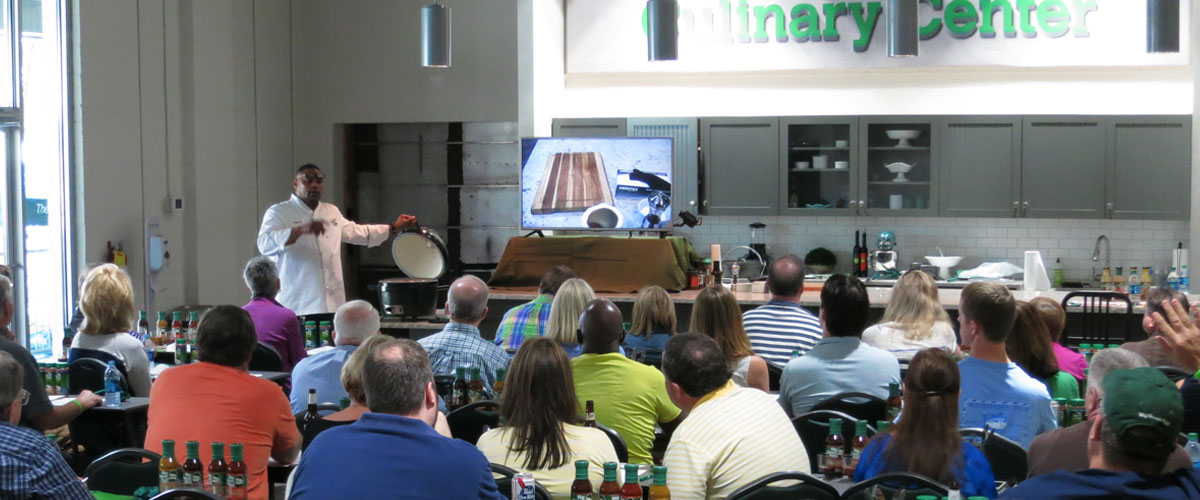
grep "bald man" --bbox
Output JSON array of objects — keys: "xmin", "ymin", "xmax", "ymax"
[
  {"xmin": 417, "ymin": 276, "xmax": 510, "ymax": 393},
  {"xmin": 741, "ymin": 255, "xmax": 823, "ymax": 366},
  {"xmin": 571, "ymin": 299, "xmax": 683, "ymax": 465}
]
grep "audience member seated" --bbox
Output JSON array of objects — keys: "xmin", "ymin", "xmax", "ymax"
[
  {"xmin": 741, "ymin": 255, "xmax": 824, "ymax": 366},
  {"xmin": 146, "ymin": 306, "xmax": 299, "ymax": 500},
  {"xmin": 1008, "ymin": 301, "xmax": 1080, "ymax": 401},
  {"xmin": 691, "ymin": 286, "xmax": 769, "ymax": 391},
  {"xmin": 1001, "ymin": 368, "xmax": 1198, "ymax": 499},
  {"xmin": 1029, "ymin": 296, "xmax": 1087, "ymax": 381},
  {"xmin": 0, "ymin": 275, "xmax": 100, "ymax": 431},
  {"xmin": 545, "ymin": 278, "xmax": 597, "ymax": 358},
  {"xmin": 290, "ymin": 339, "xmax": 501, "ymax": 498},
  {"xmin": 67, "ymin": 263, "xmax": 97, "ymax": 337},
  {"xmin": 957, "ymin": 283, "xmax": 1056, "ymax": 449},
  {"xmin": 1027, "ymin": 348, "xmax": 1190, "ymax": 477},
  {"xmin": 1121, "ymin": 287, "xmax": 1191, "ymax": 369},
  {"xmin": 494, "ymin": 265, "xmax": 575, "ymax": 351},
  {"xmin": 477, "ymin": 338, "xmax": 617, "ymax": 496},
  {"xmin": 419, "ymin": 276, "xmax": 510, "ymax": 394},
  {"xmin": 70, "ymin": 263, "xmax": 152, "ymax": 397},
  {"xmin": 779, "ymin": 275, "xmax": 900, "ymax": 416},
  {"xmin": 622, "ymin": 285, "xmax": 675, "ymax": 363},
  {"xmin": 241, "ymin": 256, "xmax": 306, "ymax": 374},
  {"xmin": 301, "ymin": 334, "xmax": 387, "ymax": 449},
  {"xmin": 572, "ymin": 299, "xmax": 682, "ymax": 465},
  {"xmin": 0, "ymin": 351, "xmax": 92, "ymax": 499},
  {"xmin": 662, "ymin": 333, "xmax": 809, "ymax": 498},
  {"xmin": 862, "ymin": 270, "xmax": 959, "ymax": 366},
  {"xmin": 856, "ymin": 348, "xmax": 997, "ymax": 498},
  {"xmin": 290, "ymin": 300, "xmax": 378, "ymax": 413}
]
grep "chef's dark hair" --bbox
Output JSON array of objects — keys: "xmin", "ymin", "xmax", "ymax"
[
  {"xmin": 539, "ymin": 265, "xmax": 576, "ymax": 295},
  {"xmin": 296, "ymin": 163, "xmax": 322, "ymax": 174}
]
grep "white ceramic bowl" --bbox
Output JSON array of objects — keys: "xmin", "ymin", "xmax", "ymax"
[
  {"xmin": 925, "ymin": 256, "xmax": 963, "ymax": 280},
  {"xmin": 884, "ymin": 162, "xmax": 913, "ymax": 182},
  {"xmin": 886, "ymin": 129, "xmax": 921, "ymax": 147}
]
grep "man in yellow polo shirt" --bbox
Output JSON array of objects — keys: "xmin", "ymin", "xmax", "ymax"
[
  {"xmin": 662, "ymin": 333, "xmax": 809, "ymax": 499},
  {"xmin": 572, "ymin": 299, "xmax": 682, "ymax": 465}
]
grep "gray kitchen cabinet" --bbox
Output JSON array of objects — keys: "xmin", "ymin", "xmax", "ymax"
[
  {"xmin": 858, "ymin": 116, "xmax": 940, "ymax": 217},
  {"xmin": 939, "ymin": 116, "xmax": 1023, "ymax": 218},
  {"xmin": 1021, "ymin": 117, "xmax": 1108, "ymax": 219},
  {"xmin": 550, "ymin": 118, "xmax": 627, "ymax": 137},
  {"xmin": 700, "ymin": 117, "xmax": 779, "ymax": 216},
  {"xmin": 1107, "ymin": 116, "xmax": 1191, "ymax": 220},
  {"xmin": 628, "ymin": 118, "xmax": 700, "ymax": 217},
  {"xmin": 778, "ymin": 117, "xmax": 858, "ymax": 216}
]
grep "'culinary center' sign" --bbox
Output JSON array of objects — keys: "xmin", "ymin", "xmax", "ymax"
[{"xmin": 566, "ymin": 0, "xmax": 1191, "ymax": 73}]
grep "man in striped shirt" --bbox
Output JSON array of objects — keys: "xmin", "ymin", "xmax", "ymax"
[
  {"xmin": 662, "ymin": 333, "xmax": 809, "ymax": 499},
  {"xmin": 741, "ymin": 255, "xmax": 823, "ymax": 366},
  {"xmin": 493, "ymin": 265, "xmax": 575, "ymax": 352}
]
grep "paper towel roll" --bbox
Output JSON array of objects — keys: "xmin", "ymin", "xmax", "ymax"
[{"xmin": 1024, "ymin": 250, "xmax": 1052, "ymax": 291}]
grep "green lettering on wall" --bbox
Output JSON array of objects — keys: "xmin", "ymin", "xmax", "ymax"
[
  {"xmin": 847, "ymin": 2, "xmax": 882, "ymax": 52},
  {"xmin": 945, "ymin": 0, "xmax": 978, "ymax": 38},
  {"xmin": 754, "ymin": 4, "xmax": 788, "ymax": 42},
  {"xmin": 1037, "ymin": 0, "xmax": 1071, "ymax": 37},
  {"xmin": 1017, "ymin": 0, "xmax": 1038, "ymax": 37},
  {"xmin": 919, "ymin": 0, "xmax": 944, "ymax": 40},
  {"xmin": 737, "ymin": 0, "xmax": 751, "ymax": 42},
  {"xmin": 1072, "ymin": 0, "xmax": 1098, "ymax": 37},
  {"xmin": 789, "ymin": 3, "xmax": 823, "ymax": 42},
  {"xmin": 979, "ymin": 0, "xmax": 1016, "ymax": 38},
  {"xmin": 821, "ymin": 2, "xmax": 848, "ymax": 41}
]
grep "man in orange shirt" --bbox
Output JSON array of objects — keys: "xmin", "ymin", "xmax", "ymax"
[{"xmin": 146, "ymin": 305, "xmax": 299, "ymax": 500}]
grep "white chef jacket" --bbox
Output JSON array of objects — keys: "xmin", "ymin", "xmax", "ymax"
[{"xmin": 257, "ymin": 194, "xmax": 391, "ymax": 315}]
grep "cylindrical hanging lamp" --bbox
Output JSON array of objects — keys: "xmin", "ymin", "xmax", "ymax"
[
  {"xmin": 1147, "ymin": 0, "xmax": 1180, "ymax": 53},
  {"xmin": 421, "ymin": 2, "xmax": 451, "ymax": 67},
  {"xmin": 647, "ymin": 0, "xmax": 678, "ymax": 61},
  {"xmin": 886, "ymin": 0, "xmax": 918, "ymax": 58}
]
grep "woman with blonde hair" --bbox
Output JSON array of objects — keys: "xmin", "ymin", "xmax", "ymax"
[
  {"xmin": 690, "ymin": 286, "xmax": 769, "ymax": 392},
  {"xmin": 622, "ymin": 286, "xmax": 675, "ymax": 363},
  {"xmin": 544, "ymin": 278, "xmax": 596, "ymax": 358},
  {"xmin": 862, "ymin": 270, "xmax": 958, "ymax": 365},
  {"xmin": 71, "ymin": 263, "xmax": 152, "ymax": 396}
]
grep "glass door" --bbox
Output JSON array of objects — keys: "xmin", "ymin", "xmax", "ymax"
[
  {"xmin": 778, "ymin": 117, "xmax": 858, "ymax": 216},
  {"xmin": 860, "ymin": 117, "xmax": 939, "ymax": 216}
]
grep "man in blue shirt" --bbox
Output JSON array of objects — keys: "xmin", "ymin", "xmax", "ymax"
[
  {"xmin": 419, "ymin": 275, "xmax": 510, "ymax": 393},
  {"xmin": 742, "ymin": 255, "xmax": 824, "ymax": 366},
  {"xmin": 1001, "ymin": 367, "xmax": 1200, "ymax": 499},
  {"xmin": 290, "ymin": 338, "xmax": 501, "ymax": 498},
  {"xmin": 0, "ymin": 351, "xmax": 92, "ymax": 499},
  {"xmin": 778, "ymin": 274, "xmax": 900, "ymax": 416},
  {"xmin": 957, "ymin": 282, "xmax": 1056, "ymax": 449},
  {"xmin": 289, "ymin": 300, "xmax": 378, "ymax": 412}
]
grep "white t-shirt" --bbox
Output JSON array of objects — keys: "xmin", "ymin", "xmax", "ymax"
[
  {"xmin": 861, "ymin": 321, "xmax": 958, "ymax": 364},
  {"xmin": 72, "ymin": 331, "xmax": 152, "ymax": 397}
]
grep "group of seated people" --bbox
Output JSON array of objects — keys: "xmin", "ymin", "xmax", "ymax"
[{"xmin": 6, "ymin": 251, "xmax": 1200, "ymax": 499}]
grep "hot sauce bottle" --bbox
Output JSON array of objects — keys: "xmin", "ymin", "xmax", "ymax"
[
  {"xmin": 207, "ymin": 442, "xmax": 228, "ymax": 497},
  {"xmin": 620, "ymin": 463, "xmax": 643, "ymax": 499},
  {"xmin": 649, "ymin": 465, "xmax": 671, "ymax": 500},
  {"xmin": 158, "ymin": 439, "xmax": 181, "ymax": 491},
  {"xmin": 599, "ymin": 462, "xmax": 621, "ymax": 500},
  {"xmin": 825, "ymin": 418, "xmax": 845, "ymax": 479},
  {"xmin": 180, "ymin": 440, "xmax": 203, "ymax": 488},
  {"xmin": 227, "ymin": 443, "xmax": 248, "ymax": 500},
  {"xmin": 570, "ymin": 460, "xmax": 593, "ymax": 500}
]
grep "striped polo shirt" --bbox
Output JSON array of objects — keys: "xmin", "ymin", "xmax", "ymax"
[
  {"xmin": 741, "ymin": 299, "xmax": 824, "ymax": 366},
  {"xmin": 664, "ymin": 381, "xmax": 810, "ymax": 499}
]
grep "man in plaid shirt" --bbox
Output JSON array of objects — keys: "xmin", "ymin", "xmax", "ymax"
[
  {"xmin": 0, "ymin": 351, "xmax": 92, "ymax": 499},
  {"xmin": 420, "ymin": 275, "xmax": 511, "ymax": 393},
  {"xmin": 493, "ymin": 265, "xmax": 575, "ymax": 352}
]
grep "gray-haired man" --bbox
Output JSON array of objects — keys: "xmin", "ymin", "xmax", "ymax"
[
  {"xmin": 418, "ymin": 275, "xmax": 510, "ymax": 392},
  {"xmin": 289, "ymin": 299, "xmax": 379, "ymax": 413}
]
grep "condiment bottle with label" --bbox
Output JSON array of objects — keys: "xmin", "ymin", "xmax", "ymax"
[
  {"xmin": 825, "ymin": 418, "xmax": 844, "ymax": 478},
  {"xmin": 570, "ymin": 460, "xmax": 593, "ymax": 499},
  {"xmin": 599, "ymin": 462, "xmax": 621, "ymax": 500}
]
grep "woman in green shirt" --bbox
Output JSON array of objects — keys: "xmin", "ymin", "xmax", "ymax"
[{"xmin": 1007, "ymin": 301, "xmax": 1080, "ymax": 401}]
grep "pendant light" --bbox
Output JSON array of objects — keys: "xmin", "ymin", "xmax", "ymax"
[
  {"xmin": 647, "ymin": 0, "xmax": 678, "ymax": 61},
  {"xmin": 421, "ymin": 1, "xmax": 451, "ymax": 67},
  {"xmin": 886, "ymin": 0, "xmax": 918, "ymax": 58},
  {"xmin": 1147, "ymin": 0, "xmax": 1180, "ymax": 53}
]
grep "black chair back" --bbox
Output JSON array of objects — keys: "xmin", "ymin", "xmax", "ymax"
[
  {"xmin": 810, "ymin": 392, "xmax": 887, "ymax": 425},
  {"xmin": 490, "ymin": 463, "xmax": 553, "ymax": 500},
  {"xmin": 596, "ymin": 423, "xmax": 628, "ymax": 463},
  {"xmin": 840, "ymin": 472, "xmax": 949, "ymax": 500},
  {"xmin": 151, "ymin": 489, "xmax": 226, "ymax": 499},
  {"xmin": 1156, "ymin": 365, "xmax": 1191, "ymax": 383},
  {"xmin": 767, "ymin": 361, "xmax": 783, "ymax": 392},
  {"xmin": 631, "ymin": 348, "xmax": 664, "ymax": 368},
  {"xmin": 1060, "ymin": 292, "xmax": 1133, "ymax": 344},
  {"xmin": 68, "ymin": 356, "xmax": 132, "ymax": 397},
  {"xmin": 249, "ymin": 342, "xmax": 284, "ymax": 372},
  {"xmin": 434, "ymin": 374, "xmax": 456, "ymax": 401},
  {"xmin": 447, "ymin": 400, "xmax": 501, "ymax": 445},
  {"xmin": 727, "ymin": 471, "xmax": 838, "ymax": 500},
  {"xmin": 961, "ymin": 427, "xmax": 1028, "ymax": 485},
  {"xmin": 791, "ymin": 410, "xmax": 874, "ymax": 474},
  {"xmin": 84, "ymin": 447, "xmax": 161, "ymax": 495}
]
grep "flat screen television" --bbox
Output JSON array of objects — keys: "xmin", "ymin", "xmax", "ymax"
[{"xmin": 520, "ymin": 137, "xmax": 674, "ymax": 231}]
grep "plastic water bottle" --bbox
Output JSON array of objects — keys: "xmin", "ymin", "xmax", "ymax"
[
  {"xmin": 1181, "ymin": 265, "xmax": 1190, "ymax": 295},
  {"xmin": 1186, "ymin": 433, "xmax": 1200, "ymax": 469},
  {"xmin": 103, "ymin": 361, "xmax": 122, "ymax": 408}
]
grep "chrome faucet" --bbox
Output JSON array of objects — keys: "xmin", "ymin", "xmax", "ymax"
[{"xmin": 1092, "ymin": 235, "xmax": 1111, "ymax": 273}]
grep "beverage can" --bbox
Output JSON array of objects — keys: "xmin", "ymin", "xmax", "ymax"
[{"xmin": 512, "ymin": 472, "xmax": 536, "ymax": 500}]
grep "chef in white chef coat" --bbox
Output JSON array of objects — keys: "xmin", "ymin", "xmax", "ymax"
[{"xmin": 257, "ymin": 164, "xmax": 416, "ymax": 315}]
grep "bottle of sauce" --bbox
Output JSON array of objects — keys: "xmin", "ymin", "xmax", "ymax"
[
  {"xmin": 172, "ymin": 311, "xmax": 185, "ymax": 341},
  {"xmin": 620, "ymin": 463, "xmax": 642, "ymax": 499},
  {"xmin": 711, "ymin": 259, "xmax": 723, "ymax": 287},
  {"xmin": 187, "ymin": 312, "xmax": 200, "ymax": 341},
  {"xmin": 885, "ymin": 382, "xmax": 902, "ymax": 420},
  {"xmin": 137, "ymin": 311, "xmax": 150, "ymax": 340},
  {"xmin": 599, "ymin": 462, "xmax": 620, "ymax": 500},
  {"xmin": 158, "ymin": 439, "xmax": 181, "ymax": 492},
  {"xmin": 493, "ymin": 367, "xmax": 507, "ymax": 400},
  {"xmin": 825, "ymin": 418, "xmax": 844, "ymax": 479},
  {"xmin": 859, "ymin": 232, "xmax": 869, "ymax": 277},
  {"xmin": 468, "ymin": 367, "xmax": 486, "ymax": 402},
  {"xmin": 649, "ymin": 465, "xmax": 670, "ymax": 500},
  {"xmin": 584, "ymin": 400, "xmax": 597, "ymax": 428},
  {"xmin": 1114, "ymin": 267, "xmax": 1125, "ymax": 294},
  {"xmin": 846, "ymin": 420, "xmax": 869, "ymax": 477},
  {"xmin": 852, "ymin": 231, "xmax": 861, "ymax": 276},
  {"xmin": 156, "ymin": 311, "xmax": 168, "ymax": 346},
  {"xmin": 208, "ymin": 442, "xmax": 228, "ymax": 497},
  {"xmin": 301, "ymin": 388, "xmax": 320, "ymax": 431},
  {"xmin": 227, "ymin": 443, "xmax": 247, "ymax": 500},
  {"xmin": 1101, "ymin": 267, "xmax": 1113, "ymax": 291},
  {"xmin": 1142, "ymin": 267, "xmax": 1153, "ymax": 292},
  {"xmin": 876, "ymin": 421, "xmax": 891, "ymax": 433},
  {"xmin": 570, "ymin": 460, "xmax": 593, "ymax": 500},
  {"xmin": 59, "ymin": 328, "xmax": 72, "ymax": 363},
  {"xmin": 453, "ymin": 366, "xmax": 469, "ymax": 409},
  {"xmin": 181, "ymin": 440, "xmax": 203, "ymax": 488}
]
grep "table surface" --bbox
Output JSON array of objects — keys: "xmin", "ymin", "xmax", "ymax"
[{"xmin": 52, "ymin": 395, "xmax": 149, "ymax": 411}]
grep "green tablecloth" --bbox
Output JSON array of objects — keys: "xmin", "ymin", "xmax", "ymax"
[{"xmin": 489, "ymin": 236, "xmax": 699, "ymax": 293}]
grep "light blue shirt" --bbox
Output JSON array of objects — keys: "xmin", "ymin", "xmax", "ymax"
[
  {"xmin": 958, "ymin": 357, "xmax": 1057, "ymax": 449},
  {"xmin": 290, "ymin": 345, "xmax": 356, "ymax": 413},
  {"xmin": 778, "ymin": 336, "xmax": 901, "ymax": 417}
]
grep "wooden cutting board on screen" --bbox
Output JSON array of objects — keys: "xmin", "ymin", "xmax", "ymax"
[{"xmin": 531, "ymin": 152, "xmax": 614, "ymax": 215}]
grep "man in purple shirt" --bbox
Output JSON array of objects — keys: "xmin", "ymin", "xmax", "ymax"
[{"xmin": 242, "ymin": 256, "xmax": 307, "ymax": 372}]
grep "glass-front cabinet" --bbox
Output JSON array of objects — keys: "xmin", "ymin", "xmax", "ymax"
[
  {"xmin": 778, "ymin": 117, "xmax": 858, "ymax": 216},
  {"xmin": 858, "ymin": 116, "xmax": 940, "ymax": 216}
]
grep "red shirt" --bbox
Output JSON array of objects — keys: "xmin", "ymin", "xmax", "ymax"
[{"xmin": 146, "ymin": 362, "xmax": 298, "ymax": 500}]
